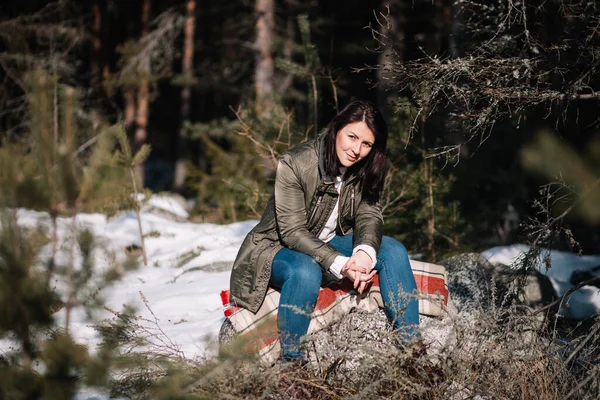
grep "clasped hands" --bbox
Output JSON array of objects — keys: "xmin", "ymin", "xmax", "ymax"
[{"xmin": 341, "ymin": 250, "xmax": 376, "ymax": 294}]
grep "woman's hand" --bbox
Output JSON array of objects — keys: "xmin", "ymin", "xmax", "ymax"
[
  {"xmin": 348, "ymin": 250, "xmax": 373, "ymax": 272},
  {"xmin": 342, "ymin": 253, "xmax": 376, "ymax": 294},
  {"xmin": 345, "ymin": 250, "xmax": 376, "ymax": 294}
]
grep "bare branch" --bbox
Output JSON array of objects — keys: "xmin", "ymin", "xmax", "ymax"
[
  {"xmin": 114, "ymin": 10, "xmax": 183, "ymax": 85},
  {"xmin": 368, "ymin": 0, "xmax": 600, "ymax": 148}
]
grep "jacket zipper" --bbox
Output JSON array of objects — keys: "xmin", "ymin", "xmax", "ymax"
[
  {"xmin": 351, "ymin": 187, "xmax": 355, "ymax": 218},
  {"xmin": 308, "ymin": 194, "xmax": 324, "ymax": 227},
  {"xmin": 337, "ymin": 184, "xmax": 355, "ymax": 235},
  {"xmin": 338, "ymin": 184, "xmax": 347, "ymax": 234}
]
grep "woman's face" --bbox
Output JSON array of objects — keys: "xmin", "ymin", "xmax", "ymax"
[{"xmin": 335, "ymin": 121, "xmax": 375, "ymax": 168}]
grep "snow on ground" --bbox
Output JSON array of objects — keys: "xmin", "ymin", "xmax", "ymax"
[
  {"xmin": 482, "ymin": 245, "xmax": 600, "ymax": 319},
  {"xmin": 10, "ymin": 205, "xmax": 256, "ymax": 363},
  {"xmin": 12, "ymin": 202, "xmax": 600, "ymax": 360},
  {"xmin": 5, "ymin": 197, "xmax": 600, "ymax": 398},
  {"xmin": 142, "ymin": 193, "xmax": 190, "ymax": 219},
  {"xmin": 97, "ymin": 213, "xmax": 255, "ymax": 359}
]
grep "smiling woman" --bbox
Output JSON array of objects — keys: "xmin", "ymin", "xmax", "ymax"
[
  {"xmin": 229, "ymin": 101, "xmax": 419, "ymax": 362},
  {"xmin": 335, "ymin": 121, "xmax": 375, "ymax": 167}
]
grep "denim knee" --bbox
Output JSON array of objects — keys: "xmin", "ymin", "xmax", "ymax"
[
  {"xmin": 287, "ymin": 260, "xmax": 322, "ymax": 289},
  {"xmin": 376, "ymin": 236, "xmax": 417, "ymax": 293},
  {"xmin": 380, "ymin": 236, "xmax": 408, "ymax": 259}
]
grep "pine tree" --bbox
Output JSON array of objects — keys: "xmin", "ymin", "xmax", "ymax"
[
  {"xmin": 382, "ymin": 98, "xmax": 469, "ymax": 260},
  {"xmin": 106, "ymin": 6, "xmax": 183, "ymax": 189},
  {"xmin": 0, "ymin": 69, "xmax": 140, "ymax": 399}
]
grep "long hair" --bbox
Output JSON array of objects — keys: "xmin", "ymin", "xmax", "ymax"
[{"xmin": 322, "ymin": 100, "xmax": 388, "ymax": 203}]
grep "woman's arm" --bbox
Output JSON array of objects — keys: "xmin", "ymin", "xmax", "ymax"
[
  {"xmin": 274, "ymin": 155, "xmax": 340, "ymax": 269},
  {"xmin": 345, "ymin": 199, "xmax": 383, "ymax": 292},
  {"xmin": 353, "ymin": 199, "xmax": 383, "ymax": 253}
]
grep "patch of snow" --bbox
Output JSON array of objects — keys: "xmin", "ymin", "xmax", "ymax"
[
  {"xmin": 145, "ymin": 194, "xmax": 189, "ymax": 219},
  {"xmin": 6, "ymin": 203, "xmax": 600, "ymax": 400},
  {"xmin": 482, "ymin": 244, "xmax": 600, "ymax": 318}
]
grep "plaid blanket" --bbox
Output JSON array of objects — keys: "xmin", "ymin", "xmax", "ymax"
[{"xmin": 220, "ymin": 260, "xmax": 448, "ymax": 363}]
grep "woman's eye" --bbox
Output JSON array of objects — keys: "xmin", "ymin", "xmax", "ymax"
[{"xmin": 363, "ymin": 142, "xmax": 372, "ymax": 148}]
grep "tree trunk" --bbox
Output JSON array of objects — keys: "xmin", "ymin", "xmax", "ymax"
[
  {"xmin": 134, "ymin": 0, "xmax": 151, "ymax": 188},
  {"xmin": 124, "ymin": 88, "xmax": 136, "ymax": 130},
  {"xmin": 174, "ymin": 0, "xmax": 196, "ymax": 192},
  {"xmin": 376, "ymin": 0, "xmax": 405, "ymax": 118},
  {"xmin": 101, "ymin": 0, "xmax": 111, "ymax": 96},
  {"xmin": 277, "ymin": 11, "xmax": 295, "ymax": 95},
  {"xmin": 254, "ymin": 0, "xmax": 274, "ymax": 116},
  {"xmin": 443, "ymin": 0, "xmax": 464, "ymax": 152},
  {"xmin": 447, "ymin": 0, "xmax": 460, "ymax": 58},
  {"xmin": 426, "ymin": 158, "xmax": 436, "ymax": 260},
  {"xmin": 91, "ymin": 1, "xmax": 102, "ymax": 90}
]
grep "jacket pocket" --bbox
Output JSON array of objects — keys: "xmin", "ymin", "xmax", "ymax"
[{"xmin": 250, "ymin": 241, "xmax": 278, "ymax": 292}]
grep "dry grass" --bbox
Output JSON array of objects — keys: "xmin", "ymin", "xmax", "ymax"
[{"xmin": 105, "ymin": 299, "xmax": 600, "ymax": 400}]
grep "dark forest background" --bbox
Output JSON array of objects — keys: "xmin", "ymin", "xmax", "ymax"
[
  {"xmin": 2, "ymin": 1, "xmax": 600, "ymax": 398},
  {"xmin": 2, "ymin": 0, "xmax": 600, "ymax": 260}
]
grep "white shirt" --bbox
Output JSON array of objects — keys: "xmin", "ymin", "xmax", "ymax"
[
  {"xmin": 316, "ymin": 175, "xmax": 377, "ymax": 279},
  {"xmin": 318, "ymin": 176, "xmax": 343, "ymax": 243}
]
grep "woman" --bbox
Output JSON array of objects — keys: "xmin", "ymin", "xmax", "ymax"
[{"xmin": 230, "ymin": 100, "xmax": 419, "ymax": 361}]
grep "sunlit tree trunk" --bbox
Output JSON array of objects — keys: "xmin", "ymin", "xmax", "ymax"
[
  {"xmin": 124, "ymin": 88, "xmax": 136, "ymax": 130},
  {"xmin": 91, "ymin": 1, "xmax": 112, "ymax": 98},
  {"xmin": 134, "ymin": 0, "xmax": 151, "ymax": 187},
  {"xmin": 254, "ymin": 0, "xmax": 274, "ymax": 116},
  {"xmin": 174, "ymin": 0, "xmax": 196, "ymax": 192},
  {"xmin": 277, "ymin": 11, "xmax": 294, "ymax": 96}
]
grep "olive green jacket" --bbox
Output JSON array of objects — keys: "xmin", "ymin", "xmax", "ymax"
[{"xmin": 229, "ymin": 136, "xmax": 383, "ymax": 313}]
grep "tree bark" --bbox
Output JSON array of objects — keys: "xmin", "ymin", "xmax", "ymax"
[
  {"xmin": 426, "ymin": 158, "xmax": 436, "ymax": 260},
  {"xmin": 124, "ymin": 88, "xmax": 136, "ymax": 130},
  {"xmin": 134, "ymin": 0, "xmax": 151, "ymax": 188},
  {"xmin": 174, "ymin": 0, "xmax": 196, "ymax": 192},
  {"xmin": 277, "ymin": 12, "xmax": 295, "ymax": 96},
  {"xmin": 254, "ymin": 0, "xmax": 274, "ymax": 116},
  {"xmin": 447, "ymin": 0, "xmax": 460, "ymax": 58},
  {"xmin": 91, "ymin": 1, "xmax": 102, "ymax": 90}
]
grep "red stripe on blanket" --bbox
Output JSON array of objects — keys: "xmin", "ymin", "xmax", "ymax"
[
  {"xmin": 220, "ymin": 290, "xmax": 230, "ymax": 306},
  {"xmin": 221, "ymin": 287, "xmax": 351, "ymax": 316},
  {"xmin": 261, "ymin": 332, "xmax": 278, "ymax": 348},
  {"xmin": 220, "ymin": 271, "xmax": 449, "ymax": 315},
  {"xmin": 415, "ymin": 275, "xmax": 448, "ymax": 305},
  {"xmin": 224, "ymin": 306, "xmax": 240, "ymax": 317},
  {"xmin": 239, "ymin": 317, "xmax": 279, "ymax": 353},
  {"xmin": 313, "ymin": 280, "xmax": 367, "ymax": 312}
]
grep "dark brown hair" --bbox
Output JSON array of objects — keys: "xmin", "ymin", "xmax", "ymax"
[{"xmin": 322, "ymin": 100, "xmax": 388, "ymax": 202}]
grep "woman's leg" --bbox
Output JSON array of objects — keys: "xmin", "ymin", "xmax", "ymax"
[
  {"xmin": 375, "ymin": 236, "xmax": 419, "ymax": 335},
  {"xmin": 269, "ymin": 248, "xmax": 322, "ymax": 360},
  {"xmin": 328, "ymin": 234, "xmax": 419, "ymax": 334}
]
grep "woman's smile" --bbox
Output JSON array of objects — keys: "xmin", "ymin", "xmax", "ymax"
[{"xmin": 335, "ymin": 121, "xmax": 375, "ymax": 167}]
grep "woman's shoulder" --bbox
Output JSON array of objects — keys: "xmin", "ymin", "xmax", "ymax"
[{"xmin": 281, "ymin": 138, "xmax": 319, "ymax": 163}]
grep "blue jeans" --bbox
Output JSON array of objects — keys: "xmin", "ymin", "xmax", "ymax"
[{"xmin": 269, "ymin": 234, "xmax": 419, "ymax": 360}]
